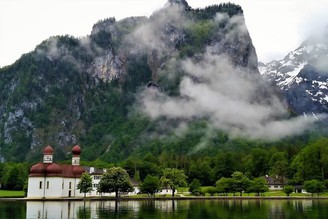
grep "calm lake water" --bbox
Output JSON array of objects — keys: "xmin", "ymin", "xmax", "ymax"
[{"xmin": 1, "ymin": 199, "xmax": 328, "ymax": 218}]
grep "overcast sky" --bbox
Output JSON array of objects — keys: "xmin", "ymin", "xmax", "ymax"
[{"xmin": 0, "ymin": 0, "xmax": 328, "ymax": 67}]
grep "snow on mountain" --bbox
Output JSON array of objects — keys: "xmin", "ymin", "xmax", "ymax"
[{"xmin": 259, "ymin": 35, "xmax": 328, "ymax": 114}]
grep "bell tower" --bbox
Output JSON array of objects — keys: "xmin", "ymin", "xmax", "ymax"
[
  {"xmin": 43, "ymin": 145, "xmax": 54, "ymax": 164},
  {"xmin": 71, "ymin": 145, "xmax": 81, "ymax": 166}
]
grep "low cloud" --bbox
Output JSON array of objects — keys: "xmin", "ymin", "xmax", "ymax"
[
  {"xmin": 138, "ymin": 52, "xmax": 325, "ymax": 141},
  {"xmin": 132, "ymin": 4, "xmax": 325, "ymax": 142},
  {"xmin": 128, "ymin": 4, "xmax": 187, "ymax": 55}
]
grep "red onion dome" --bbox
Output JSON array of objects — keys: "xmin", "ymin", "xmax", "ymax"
[
  {"xmin": 72, "ymin": 145, "xmax": 81, "ymax": 156},
  {"xmin": 73, "ymin": 165, "xmax": 85, "ymax": 177},
  {"xmin": 46, "ymin": 163, "xmax": 62, "ymax": 176},
  {"xmin": 43, "ymin": 145, "xmax": 54, "ymax": 155},
  {"xmin": 29, "ymin": 163, "xmax": 45, "ymax": 176}
]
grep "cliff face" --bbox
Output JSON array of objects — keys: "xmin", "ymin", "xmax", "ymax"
[{"xmin": 0, "ymin": 1, "xmax": 260, "ymax": 162}]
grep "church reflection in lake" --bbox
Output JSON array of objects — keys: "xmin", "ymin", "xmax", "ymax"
[{"xmin": 25, "ymin": 199, "xmax": 328, "ymax": 219}]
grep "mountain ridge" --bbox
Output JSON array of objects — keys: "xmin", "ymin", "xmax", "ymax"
[
  {"xmin": 259, "ymin": 31, "xmax": 328, "ymax": 114},
  {"xmin": 0, "ymin": 1, "xmax": 319, "ymax": 163}
]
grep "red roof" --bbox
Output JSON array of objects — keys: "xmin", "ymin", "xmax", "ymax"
[
  {"xmin": 30, "ymin": 163, "xmax": 46, "ymax": 177},
  {"xmin": 60, "ymin": 164, "xmax": 85, "ymax": 178},
  {"xmin": 29, "ymin": 163, "xmax": 85, "ymax": 178},
  {"xmin": 30, "ymin": 145, "xmax": 85, "ymax": 178},
  {"xmin": 72, "ymin": 145, "xmax": 81, "ymax": 156},
  {"xmin": 46, "ymin": 163, "xmax": 62, "ymax": 177},
  {"xmin": 43, "ymin": 145, "xmax": 54, "ymax": 155}
]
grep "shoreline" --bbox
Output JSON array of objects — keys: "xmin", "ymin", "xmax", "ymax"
[{"xmin": 2, "ymin": 196, "xmax": 328, "ymax": 202}]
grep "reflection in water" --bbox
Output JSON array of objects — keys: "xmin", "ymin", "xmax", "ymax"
[{"xmin": 18, "ymin": 199, "xmax": 328, "ymax": 219}]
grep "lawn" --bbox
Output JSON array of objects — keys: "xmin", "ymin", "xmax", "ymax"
[{"xmin": 0, "ymin": 190, "xmax": 25, "ymax": 197}]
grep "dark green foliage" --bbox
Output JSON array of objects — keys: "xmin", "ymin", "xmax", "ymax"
[
  {"xmin": 215, "ymin": 177, "xmax": 235, "ymax": 195},
  {"xmin": 192, "ymin": 3, "xmax": 243, "ymax": 20},
  {"xmin": 291, "ymin": 137, "xmax": 328, "ymax": 183},
  {"xmin": 283, "ymin": 185, "xmax": 294, "ymax": 196},
  {"xmin": 189, "ymin": 179, "xmax": 201, "ymax": 195},
  {"xmin": 0, "ymin": 163, "xmax": 29, "ymax": 190},
  {"xmin": 98, "ymin": 167, "xmax": 134, "ymax": 198},
  {"xmin": 140, "ymin": 175, "xmax": 160, "ymax": 196},
  {"xmin": 304, "ymin": 179, "xmax": 325, "ymax": 196},
  {"xmin": 123, "ymin": 54, "xmax": 152, "ymax": 93}
]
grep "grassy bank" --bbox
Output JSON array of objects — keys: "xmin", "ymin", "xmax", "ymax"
[{"xmin": 0, "ymin": 190, "xmax": 25, "ymax": 198}]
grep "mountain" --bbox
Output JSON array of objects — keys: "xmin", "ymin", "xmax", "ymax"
[
  {"xmin": 0, "ymin": 1, "xmax": 277, "ymax": 162},
  {"xmin": 259, "ymin": 32, "xmax": 328, "ymax": 114}
]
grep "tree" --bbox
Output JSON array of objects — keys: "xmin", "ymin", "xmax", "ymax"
[
  {"xmin": 304, "ymin": 179, "xmax": 325, "ymax": 197},
  {"xmin": 215, "ymin": 177, "xmax": 235, "ymax": 195},
  {"xmin": 99, "ymin": 167, "xmax": 134, "ymax": 198},
  {"xmin": 291, "ymin": 138, "xmax": 328, "ymax": 182},
  {"xmin": 188, "ymin": 159, "xmax": 213, "ymax": 186},
  {"xmin": 213, "ymin": 152, "xmax": 236, "ymax": 180},
  {"xmin": 140, "ymin": 175, "xmax": 160, "ymax": 197},
  {"xmin": 189, "ymin": 179, "xmax": 201, "ymax": 195},
  {"xmin": 1, "ymin": 163, "xmax": 28, "ymax": 190},
  {"xmin": 269, "ymin": 152, "xmax": 288, "ymax": 187},
  {"xmin": 243, "ymin": 148, "xmax": 269, "ymax": 177},
  {"xmin": 231, "ymin": 171, "xmax": 250, "ymax": 196},
  {"xmin": 283, "ymin": 185, "xmax": 294, "ymax": 196},
  {"xmin": 248, "ymin": 177, "xmax": 268, "ymax": 196},
  {"xmin": 77, "ymin": 172, "xmax": 93, "ymax": 198},
  {"xmin": 160, "ymin": 168, "xmax": 187, "ymax": 197}
]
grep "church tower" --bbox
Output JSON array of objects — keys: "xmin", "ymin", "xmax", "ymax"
[
  {"xmin": 71, "ymin": 145, "xmax": 81, "ymax": 166},
  {"xmin": 43, "ymin": 145, "xmax": 54, "ymax": 163}
]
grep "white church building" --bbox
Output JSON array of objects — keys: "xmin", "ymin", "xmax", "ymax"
[
  {"xmin": 27, "ymin": 145, "xmax": 172, "ymax": 199},
  {"xmin": 27, "ymin": 145, "xmax": 86, "ymax": 199}
]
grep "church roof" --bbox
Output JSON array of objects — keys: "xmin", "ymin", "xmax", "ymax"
[
  {"xmin": 29, "ymin": 145, "xmax": 85, "ymax": 178},
  {"xmin": 72, "ymin": 145, "xmax": 81, "ymax": 156},
  {"xmin": 29, "ymin": 163, "xmax": 85, "ymax": 178},
  {"xmin": 43, "ymin": 145, "xmax": 54, "ymax": 155}
]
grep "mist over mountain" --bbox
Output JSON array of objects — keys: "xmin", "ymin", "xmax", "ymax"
[{"xmin": 0, "ymin": 0, "xmax": 324, "ymax": 162}]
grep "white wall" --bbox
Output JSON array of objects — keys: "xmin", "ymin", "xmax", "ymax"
[
  {"xmin": 27, "ymin": 177, "xmax": 44, "ymax": 198},
  {"xmin": 44, "ymin": 177, "xmax": 62, "ymax": 198}
]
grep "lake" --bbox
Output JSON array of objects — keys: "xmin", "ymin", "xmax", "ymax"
[{"xmin": 1, "ymin": 199, "xmax": 328, "ymax": 218}]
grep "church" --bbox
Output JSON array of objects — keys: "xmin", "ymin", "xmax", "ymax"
[
  {"xmin": 27, "ymin": 145, "xmax": 171, "ymax": 199},
  {"xmin": 27, "ymin": 145, "xmax": 85, "ymax": 198}
]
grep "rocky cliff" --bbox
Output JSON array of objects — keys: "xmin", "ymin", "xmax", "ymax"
[{"xmin": 0, "ymin": 1, "xmax": 267, "ymax": 162}]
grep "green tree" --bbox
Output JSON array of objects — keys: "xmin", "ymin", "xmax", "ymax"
[
  {"xmin": 189, "ymin": 179, "xmax": 201, "ymax": 195},
  {"xmin": 243, "ymin": 148, "xmax": 269, "ymax": 177},
  {"xmin": 188, "ymin": 159, "xmax": 213, "ymax": 185},
  {"xmin": 212, "ymin": 152, "xmax": 236, "ymax": 180},
  {"xmin": 1, "ymin": 163, "xmax": 28, "ymax": 190},
  {"xmin": 304, "ymin": 179, "xmax": 325, "ymax": 197},
  {"xmin": 160, "ymin": 168, "xmax": 187, "ymax": 197},
  {"xmin": 215, "ymin": 177, "xmax": 235, "ymax": 195},
  {"xmin": 269, "ymin": 152, "xmax": 288, "ymax": 187},
  {"xmin": 291, "ymin": 138, "xmax": 328, "ymax": 182},
  {"xmin": 99, "ymin": 167, "xmax": 134, "ymax": 198},
  {"xmin": 140, "ymin": 175, "xmax": 160, "ymax": 197},
  {"xmin": 283, "ymin": 185, "xmax": 294, "ymax": 196},
  {"xmin": 231, "ymin": 171, "xmax": 250, "ymax": 196},
  {"xmin": 77, "ymin": 172, "xmax": 93, "ymax": 198},
  {"xmin": 248, "ymin": 177, "xmax": 268, "ymax": 196}
]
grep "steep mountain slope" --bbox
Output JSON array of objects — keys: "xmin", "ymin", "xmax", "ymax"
[
  {"xmin": 0, "ymin": 1, "xmax": 285, "ymax": 162},
  {"xmin": 259, "ymin": 33, "xmax": 328, "ymax": 114}
]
